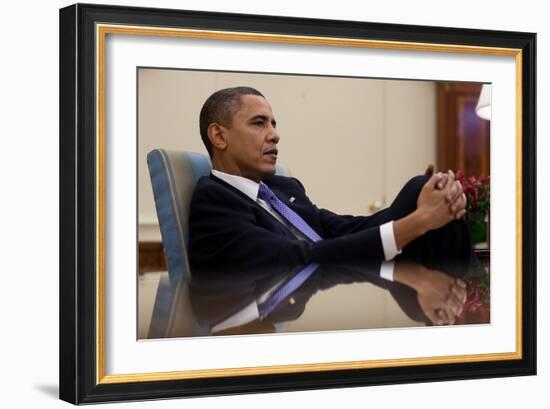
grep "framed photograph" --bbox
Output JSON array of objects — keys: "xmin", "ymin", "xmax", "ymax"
[{"xmin": 59, "ymin": 3, "xmax": 536, "ymax": 404}]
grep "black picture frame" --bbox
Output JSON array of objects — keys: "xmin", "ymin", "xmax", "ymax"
[{"xmin": 59, "ymin": 3, "xmax": 536, "ymax": 404}]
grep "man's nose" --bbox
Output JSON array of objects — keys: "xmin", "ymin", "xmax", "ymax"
[{"xmin": 267, "ymin": 126, "xmax": 280, "ymax": 144}]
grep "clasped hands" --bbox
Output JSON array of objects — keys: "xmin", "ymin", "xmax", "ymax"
[{"xmin": 419, "ymin": 165, "xmax": 467, "ymax": 231}]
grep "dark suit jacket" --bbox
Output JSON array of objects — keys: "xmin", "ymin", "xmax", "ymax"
[{"xmin": 188, "ymin": 174, "xmax": 386, "ymax": 277}]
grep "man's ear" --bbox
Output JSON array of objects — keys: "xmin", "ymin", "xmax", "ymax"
[{"xmin": 207, "ymin": 123, "xmax": 228, "ymax": 151}]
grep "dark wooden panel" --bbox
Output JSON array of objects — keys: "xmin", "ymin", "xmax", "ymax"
[
  {"xmin": 139, "ymin": 241, "xmax": 167, "ymax": 273},
  {"xmin": 437, "ymin": 82, "xmax": 490, "ymax": 177}
]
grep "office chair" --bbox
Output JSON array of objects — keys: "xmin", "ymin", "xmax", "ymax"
[{"xmin": 146, "ymin": 149, "xmax": 287, "ymax": 337}]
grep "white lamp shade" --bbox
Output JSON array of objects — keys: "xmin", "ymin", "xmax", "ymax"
[{"xmin": 476, "ymin": 84, "xmax": 491, "ymax": 120}]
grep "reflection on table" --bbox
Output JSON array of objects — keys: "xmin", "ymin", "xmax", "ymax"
[{"xmin": 156, "ymin": 257, "xmax": 489, "ymax": 338}]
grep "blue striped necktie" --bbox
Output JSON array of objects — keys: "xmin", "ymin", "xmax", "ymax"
[
  {"xmin": 257, "ymin": 183, "xmax": 321, "ymax": 319},
  {"xmin": 258, "ymin": 184, "xmax": 322, "ymax": 242}
]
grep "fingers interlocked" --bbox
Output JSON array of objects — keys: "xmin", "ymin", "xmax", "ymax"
[{"xmin": 434, "ymin": 170, "xmax": 467, "ymax": 220}]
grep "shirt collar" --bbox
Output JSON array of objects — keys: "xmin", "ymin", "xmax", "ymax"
[{"xmin": 211, "ymin": 169, "xmax": 263, "ymax": 202}]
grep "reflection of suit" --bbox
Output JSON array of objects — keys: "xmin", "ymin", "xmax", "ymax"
[
  {"xmin": 189, "ymin": 261, "xmax": 434, "ymax": 332},
  {"xmin": 189, "ymin": 173, "xmax": 475, "ymax": 278}
]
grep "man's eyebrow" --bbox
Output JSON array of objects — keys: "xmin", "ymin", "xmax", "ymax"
[{"xmin": 248, "ymin": 114, "xmax": 277, "ymax": 126}]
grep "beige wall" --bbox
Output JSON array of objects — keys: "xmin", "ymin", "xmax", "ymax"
[{"xmin": 138, "ymin": 69, "xmax": 436, "ymax": 241}]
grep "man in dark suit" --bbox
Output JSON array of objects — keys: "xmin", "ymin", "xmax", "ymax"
[{"xmin": 189, "ymin": 86, "xmax": 472, "ymax": 325}]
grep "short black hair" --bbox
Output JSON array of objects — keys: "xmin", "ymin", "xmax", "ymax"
[{"xmin": 199, "ymin": 86, "xmax": 265, "ymax": 158}]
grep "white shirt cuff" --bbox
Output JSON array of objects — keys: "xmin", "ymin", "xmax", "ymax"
[
  {"xmin": 379, "ymin": 260, "xmax": 395, "ymax": 282},
  {"xmin": 380, "ymin": 221, "xmax": 402, "ymax": 261}
]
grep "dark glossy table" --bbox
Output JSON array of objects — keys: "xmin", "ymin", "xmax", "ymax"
[{"xmin": 157, "ymin": 258, "xmax": 490, "ymax": 338}]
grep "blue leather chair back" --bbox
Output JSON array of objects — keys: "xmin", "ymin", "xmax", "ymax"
[{"xmin": 147, "ymin": 150, "xmax": 211, "ymax": 284}]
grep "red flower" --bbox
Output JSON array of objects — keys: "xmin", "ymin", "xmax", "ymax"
[
  {"xmin": 479, "ymin": 175, "xmax": 490, "ymax": 184},
  {"xmin": 455, "ymin": 170, "xmax": 490, "ymax": 213}
]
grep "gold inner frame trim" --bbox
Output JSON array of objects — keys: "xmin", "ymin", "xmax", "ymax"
[
  {"xmin": 515, "ymin": 52, "xmax": 523, "ymax": 358},
  {"xmin": 96, "ymin": 22, "xmax": 106, "ymax": 384},
  {"xmin": 98, "ymin": 24, "xmax": 521, "ymax": 56},
  {"xmin": 95, "ymin": 23, "xmax": 523, "ymax": 385},
  {"xmin": 100, "ymin": 352, "xmax": 520, "ymax": 384}
]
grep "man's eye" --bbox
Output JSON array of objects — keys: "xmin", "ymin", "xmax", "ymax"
[{"xmin": 254, "ymin": 121, "xmax": 265, "ymax": 127}]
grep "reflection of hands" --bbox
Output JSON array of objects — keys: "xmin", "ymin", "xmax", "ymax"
[
  {"xmin": 425, "ymin": 165, "xmax": 467, "ymax": 220},
  {"xmin": 394, "ymin": 261, "xmax": 467, "ymax": 325},
  {"xmin": 416, "ymin": 270, "xmax": 467, "ymax": 325}
]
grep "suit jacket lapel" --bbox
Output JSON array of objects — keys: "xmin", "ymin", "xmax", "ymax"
[{"xmin": 208, "ymin": 174, "xmax": 297, "ymax": 238}]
